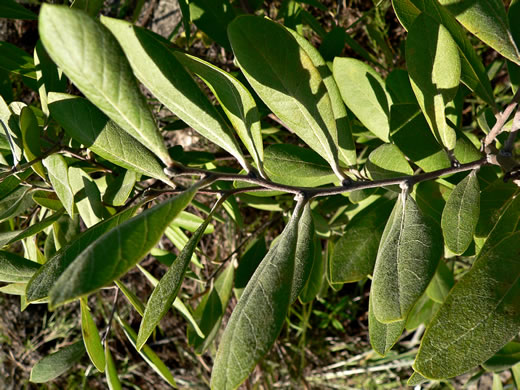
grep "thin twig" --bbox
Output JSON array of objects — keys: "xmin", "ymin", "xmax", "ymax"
[{"xmin": 102, "ymin": 288, "xmax": 119, "ymax": 344}]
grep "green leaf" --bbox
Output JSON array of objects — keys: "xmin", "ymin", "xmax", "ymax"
[
  {"xmin": 116, "ymin": 315, "xmax": 177, "ymax": 388},
  {"xmin": 365, "ymin": 144, "xmax": 414, "ymax": 188},
  {"xmin": 48, "ymin": 185, "xmax": 198, "ymax": 307},
  {"xmin": 188, "ymin": 263, "xmax": 235, "ymax": 354},
  {"xmin": 0, "ymin": 0, "xmax": 37, "ymax": 20},
  {"xmin": 0, "ymin": 41, "xmax": 37, "ymax": 82},
  {"xmin": 406, "ymin": 13, "xmax": 461, "ymax": 150},
  {"xmin": 299, "ymin": 235, "xmax": 324, "ymax": 303},
  {"xmin": 228, "ymin": 15, "xmax": 347, "ymax": 182},
  {"xmin": 30, "ymin": 341, "xmax": 85, "ymax": 383},
  {"xmin": 43, "ymin": 154, "xmax": 75, "ymax": 217},
  {"xmin": 333, "ymin": 57, "xmax": 392, "ymax": 142},
  {"xmin": 438, "ymin": 0, "xmax": 520, "ymax": 65},
  {"xmin": 372, "ymin": 193, "xmax": 441, "ymax": 323},
  {"xmin": 508, "ymin": 0, "xmax": 520, "ymax": 94},
  {"xmin": 441, "ymin": 171, "xmax": 480, "ymax": 254},
  {"xmin": 210, "ymin": 200, "xmax": 304, "ymax": 390},
  {"xmin": 393, "ymin": 0, "xmax": 495, "ymax": 107},
  {"xmin": 172, "ymin": 51, "xmax": 265, "ymax": 175},
  {"xmin": 291, "ymin": 203, "xmax": 314, "ymax": 303},
  {"xmin": 19, "ymin": 106, "xmax": 45, "ymax": 179},
  {"xmin": 405, "ymin": 293, "xmax": 439, "ymax": 331},
  {"xmin": 48, "ymin": 93, "xmax": 173, "ymax": 186},
  {"xmin": 39, "ymin": 5, "xmax": 171, "ymax": 165},
  {"xmin": 25, "ymin": 205, "xmax": 139, "ymax": 303},
  {"xmin": 330, "ymin": 198, "xmax": 394, "ymax": 284},
  {"xmin": 386, "ymin": 69, "xmax": 417, "ymax": 104},
  {"xmin": 483, "ymin": 341, "xmax": 520, "ymax": 372},
  {"xmin": 104, "ymin": 345, "xmax": 122, "ymax": 390},
  {"xmin": 0, "ymin": 251, "xmax": 40, "ymax": 282},
  {"xmin": 0, "ymin": 186, "xmax": 34, "ymax": 223},
  {"xmin": 80, "ymin": 297, "xmax": 105, "ymax": 372},
  {"xmin": 288, "ymin": 28, "xmax": 357, "ymax": 168},
  {"xmin": 0, "ymin": 95, "xmax": 23, "ymax": 163},
  {"xmin": 136, "ymin": 211, "xmax": 216, "ymax": 349},
  {"xmin": 414, "ymin": 228, "xmax": 520, "ymax": 379},
  {"xmin": 234, "ymin": 237, "xmax": 267, "ymax": 299},
  {"xmin": 103, "ymin": 170, "xmax": 138, "ymax": 207},
  {"xmin": 189, "ymin": 0, "xmax": 235, "ymax": 50},
  {"xmin": 263, "ymin": 144, "xmax": 337, "ymax": 187},
  {"xmin": 0, "ymin": 209, "xmax": 64, "ymax": 248},
  {"xmin": 425, "ymin": 260, "xmax": 455, "ymax": 304},
  {"xmin": 0, "ymin": 282, "xmax": 26, "ymax": 295},
  {"xmin": 171, "ymin": 211, "xmax": 214, "ymax": 234},
  {"xmin": 492, "ymin": 373, "xmax": 503, "ymax": 390},
  {"xmin": 476, "ymin": 179, "xmax": 518, "ymax": 238},
  {"xmin": 368, "ymin": 295, "xmax": 405, "ymax": 356},
  {"xmin": 68, "ymin": 166, "xmax": 107, "ymax": 228},
  {"xmin": 100, "ymin": 16, "xmax": 248, "ymax": 171},
  {"xmin": 407, "ymin": 372, "xmax": 429, "ymax": 386}
]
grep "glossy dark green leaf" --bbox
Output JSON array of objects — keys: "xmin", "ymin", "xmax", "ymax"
[
  {"xmin": 406, "ymin": 13, "xmax": 460, "ymax": 150},
  {"xmin": 26, "ymin": 205, "xmax": 139, "ymax": 303},
  {"xmin": 372, "ymin": 194, "xmax": 441, "ymax": 323},
  {"xmin": 80, "ymin": 297, "xmax": 105, "ymax": 372},
  {"xmin": 393, "ymin": 0, "xmax": 495, "ymax": 106},
  {"xmin": 116, "ymin": 315, "xmax": 176, "ymax": 387},
  {"xmin": 30, "ymin": 341, "xmax": 85, "ymax": 383},
  {"xmin": 48, "ymin": 93, "xmax": 173, "ymax": 186},
  {"xmin": 333, "ymin": 57, "xmax": 392, "ymax": 142},
  {"xmin": 263, "ymin": 144, "xmax": 337, "ymax": 187},
  {"xmin": 441, "ymin": 171, "xmax": 480, "ymax": 254},
  {"xmin": 483, "ymin": 341, "xmax": 520, "ymax": 372},
  {"xmin": 43, "ymin": 154, "xmax": 75, "ymax": 217},
  {"xmin": 211, "ymin": 200, "xmax": 304, "ymax": 390},
  {"xmin": 49, "ymin": 185, "xmax": 199, "ymax": 307},
  {"xmin": 330, "ymin": 198, "xmax": 394, "ymax": 284},
  {"xmin": 0, "ymin": 251, "xmax": 40, "ymax": 282},
  {"xmin": 438, "ymin": 0, "xmax": 520, "ymax": 65},
  {"xmin": 188, "ymin": 263, "xmax": 234, "ymax": 354},
  {"xmin": 68, "ymin": 166, "xmax": 107, "ymax": 228},
  {"xmin": 288, "ymin": 28, "xmax": 357, "ymax": 168},
  {"xmin": 173, "ymin": 51, "xmax": 265, "ymax": 174},
  {"xmin": 426, "ymin": 260, "xmax": 455, "ymax": 304},
  {"xmin": 228, "ymin": 15, "xmax": 347, "ymax": 182},
  {"xmin": 19, "ymin": 106, "xmax": 45, "ymax": 179},
  {"xmin": 100, "ymin": 16, "xmax": 248, "ymax": 171},
  {"xmin": 369, "ymin": 295, "xmax": 405, "ymax": 356},
  {"xmin": 103, "ymin": 170, "xmax": 138, "ymax": 207},
  {"xmin": 136, "ymin": 209, "xmax": 216, "ymax": 349},
  {"xmin": 414, "ymin": 228, "xmax": 520, "ymax": 378},
  {"xmin": 0, "ymin": 0, "xmax": 37, "ymax": 20},
  {"xmin": 39, "ymin": 5, "xmax": 171, "ymax": 165}
]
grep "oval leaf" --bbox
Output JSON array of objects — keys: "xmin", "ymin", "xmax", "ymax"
[
  {"xmin": 210, "ymin": 201, "xmax": 304, "ymax": 390},
  {"xmin": 80, "ymin": 297, "xmax": 105, "ymax": 372},
  {"xmin": 333, "ymin": 57, "xmax": 392, "ymax": 142},
  {"xmin": 48, "ymin": 185, "xmax": 198, "ymax": 307},
  {"xmin": 228, "ymin": 15, "xmax": 347, "ymax": 182},
  {"xmin": 42, "ymin": 154, "xmax": 75, "ymax": 217},
  {"xmin": 48, "ymin": 93, "xmax": 173, "ymax": 186},
  {"xmin": 0, "ymin": 251, "xmax": 40, "ymax": 282},
  {"xmin": 30, "ymin": 341, "xmax": 85, "ymax": 383},
  {"xmin": 372, "ymin": 193, "xmax": 441, "ymax": 323},
  {"xmin": 406, "ymin": 13, "xmax": 461, "ymax": 151},
  {"xmin": 100, "ymin": 16, "xmax": 248, "ymax": 171},
  {"xmin": 38, "ymin": 5, "xmax": 171, "ymax": 165},
  {"xmin": 365, "ymin": 144, "xmax": 414, "ymax": 186},
  {"xmin": 441, "ymin": 171, "xmax": 480, "ymax": 255}
]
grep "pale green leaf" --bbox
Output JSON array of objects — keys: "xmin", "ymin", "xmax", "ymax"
[
  {"xmin": 39, "ymin": 5, "xmax": 171, "ymax": 165},
  {"xmin": 100, "ymin": 16, "xmax": 248, "ymax": 171},
  {"xmin": 365, "ymin": 144, "xmax": 413, "ymax": 191},
  {"xmin": 19, "ymin": 106, "xmax": 45, "ymax": 179},
  {"xmin": 228, "ymin": 15, "xmax": 347, "ymax": 182},
  {"xmin": 103, "ymin": 170, "xmax": 138, "ymax": 207},
  {"xmin": 288, "ymin": 28, "xmax": 357, "ymax": 168},
  {"xmin": 68, "ymin": 166, "xmax": 107, "ymax": 228},
  {"xmin": 263, "ymin": 144, "xmax": 337, "ymax": 187},
  {"xmin": 441, "ymin": 171, "xmax": 480, "ymax": 255},
  {"xmin": 173, "ymin": 51, "xmax": 265, "ymax": 175},
  {"xmin": 407, "ymin": 372, "xmax": 428, "ymax": 386},
  {"xmin": 48, "ymin": 93, "xmax": 173, "ymax": 186},
  {"xmin": 406, "ymin": 13, "xmax": 461, "ymax": 150},
  {"xmin": 116, "ymin": 315, "xmax": 177, "ymax": 388},
  {"xmin": 48, "ymin": 185, "xmax": 198, "ymax": 307},
  {"xmin": 210, "ymin": 200, "xmax": 304, "ymax": 390},
  {"xmin": 372, "ymin": 193, "xmax": 441, "ymax": 323},
  {"xmin": 26, "ymin": 205, "xmax": 139, "ymax": 303},
  {"xmin": 369, "ymin": 295, "xmax": 405, "ymax": 356},
  {"xmin": 291, "ymin": 203, "xmax": 314, "ymax": 303},
  {"xmin": 171, "ymin": 211, "xmax": 214, "ymax": 234},
  {"xmin": 0, "ymin": 251, "xmax": 40, "ymax": 282},
  {"xmin": 333, "ymin": 57, "xmax": 392, "ymax": 142},
  {"xmin": 330, "ymin": 198, "xmax": 394, "ymax": 284},
  {"xmin": 80, "ymin": 297, "xmax": 105, "ymax": 372},
  {"xmin": 30, "ymin": 341, "xmax": 85, "ymax": 383},
  {"xmin": 43, "ymin": 154, "xmax": 75, "ymax": 217}
]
